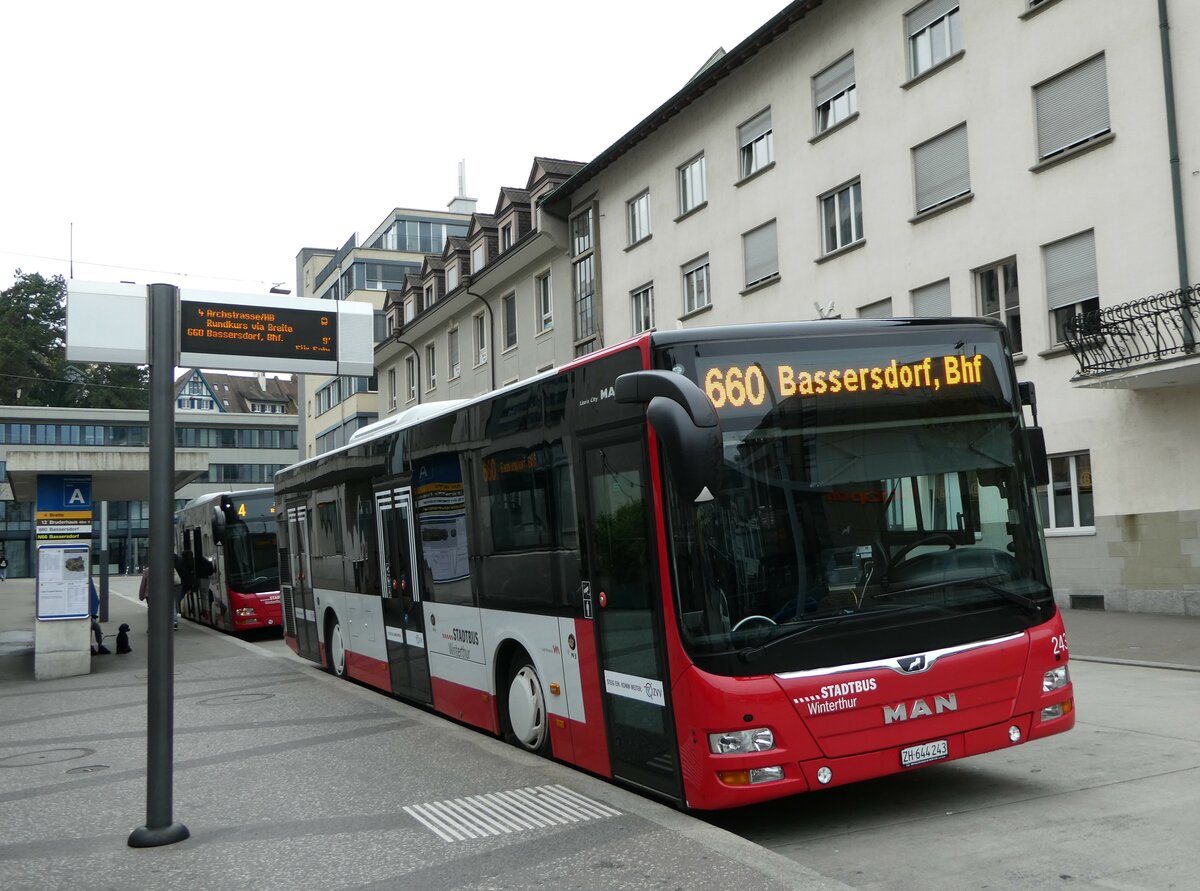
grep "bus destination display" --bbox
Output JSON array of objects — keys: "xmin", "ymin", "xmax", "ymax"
[
  {"xmin": 703, "ymin": 353, "xmax": 990, "ymax": 410},
  {"xmin": 179, "ymin": 299, "xmax": 337, "ymax": 361}
]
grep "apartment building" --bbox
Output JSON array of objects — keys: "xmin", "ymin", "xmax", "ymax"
[
  {"xmin": 345, "ymin": 0, "xmax": 1200, "ymax": 614},
  {"xmin": 376, "ymin": 158, "xmax": 585, "ymax": 408}
]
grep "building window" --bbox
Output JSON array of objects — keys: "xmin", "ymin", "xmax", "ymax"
[
  {"xmin": 448, "ymin": 327, "xmax": 460, "ymax": 379},
  {"xmin": 502, "ymin": 293, "xmax": 517, "ymax": 351},
  {"xmin": 1038, "ymin": 452, "xmax": 1094, "ymax": 532},
  {"xmin": 501, "ymin": 223, "xmax": 513, "ymax": 251},
  {"xmin": 821, "ymin": 180, "xmax": 864, "ymax": 254},
  {"xmin": 405, "ymin": 356, "xmax": 416, "ymax": 402},
  {"xmin": 907, "ymin": 0, "xmax": 961, "ymax": 78},
  {"xmin": 388, "ymin": 368, "xmax": 397, "ymax": 410},
  {"xmin": 743, "ymin": 220, "xmax": 779, "ymax": 288},
  {"xmin": 446, "ymin": 263, "xmax": 458, "ymax": 292},
  {"xmin": 738, "ymin": 108, "xmax": 773, "ymax": 179},
  {"xmin": 471, "ymin": 244, "xmax": 486, "ymax": 272},
  {"xmin": 425, "ymin": 343, "xmax": 436, "ymax": 392},
  {"xmin": 678, "ymin": 154, "xmax": 706, "ymax": 216},
  {"xmin": 913, "ymin": 123, "xmax": 970, "ymax": 213},
  {"xmin": 631, "ymin": 284, "xmax": 654, "ymax": 334},
  {"xmin": 627, "ymin": 191, "xmax": 650, "ymax": 245},
  {"xmin": 911, "ymin": 278, "xmax": 951, "ymax": 316},
  {"xmin": 1043, "ymin": 230, "xmax": 1099, "ymax": 345},
  {"xmin": 1035, "ymin": 54, "xmax": 1110, "ymax": 161},
  {"xmin": 536, "ymin": 272, "xmax": 553, "ymax": 333},
  {"xmin": 424, "ymin": 283, "xmax": 436, "ymax": 310},
  {"xmin": 682, "ymin": 255, "xmax": 711, "ymax": 315},
  {"xmin": 572, "ymin": 208, "xmax": 593, "ymax": 256},
  {"xmin": 571, "ymin": 207, "xmax": 596, "ymax": 343},
  {"xmin": 858, "ymin": 298, "xmax": 892, "ymax": 319},
  {"xmin": 404, "ymin": 297, "xmax": 414, "ymax": 323},
  {"xmin": 474, "ymin": 312, "xmax": 487, "ymax": 366},
  {"xmin": 977, "ymin": 259, "xmax": 1022, "ymax": 352},
  {"xmin": 814, "ymin": 53, "xmax": 856, "ymax": 134}
]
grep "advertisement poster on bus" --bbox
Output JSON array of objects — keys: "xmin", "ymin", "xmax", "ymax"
[{"xmin": 413, "ymin": 454, "xmax": 469, "ymax": 584}]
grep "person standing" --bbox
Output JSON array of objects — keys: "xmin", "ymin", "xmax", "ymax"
[{"xmin": 0, "ymin": 550, "xmax": 8, "ymax": 581}]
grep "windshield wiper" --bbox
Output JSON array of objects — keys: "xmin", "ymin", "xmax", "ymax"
[
  {"xmin": 735, "ymin": 603, "xmax": 934, "ymax": 664},
  {"xmin": 876, "ymin": 574, "xmax": 1049, "ymax": 611}
]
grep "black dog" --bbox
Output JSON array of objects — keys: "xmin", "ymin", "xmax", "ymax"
[{"xmin": 115, "ymin": 623, "xmax": 132, "ymax": 654}]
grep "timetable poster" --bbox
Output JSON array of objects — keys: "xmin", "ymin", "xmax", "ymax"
[{"xmin": 36, "ymin": 544, "xmax": 91, "ymax": 620}]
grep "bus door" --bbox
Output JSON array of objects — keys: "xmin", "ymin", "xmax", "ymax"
[
  {"xmin": 285, "ymin": 505, "xmax": 319, "ymax": 661},
  {"xmin": 375, "ymin": 488, "xmax": 432, "ymax": 704},
  {"xmin": 580, "ymin": 431, "xmax": 681, "ymax": 801}
]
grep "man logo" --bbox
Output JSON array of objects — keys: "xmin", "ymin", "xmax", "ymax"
[{"xmin": 899, "ymin": 654, "xmax": 927, "ymax": 673}]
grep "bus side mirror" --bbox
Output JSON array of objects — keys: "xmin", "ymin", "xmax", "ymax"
[
  {"xmin": 211, "ymin": 504, "xmax": 227, "ymax": 544},
  {"xmin": 615, "ymin": 370, "xmax": 723, "ymax": 503},
  {"xmin": 1025, "ymin": 426, "xmax": 1049, "ymax": 487}
]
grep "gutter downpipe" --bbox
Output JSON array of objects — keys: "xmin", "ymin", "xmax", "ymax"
[
  {"xmin": 1159, "ymin": 0, "xmax": 1194, "ymax": 349},
  {"xmin": 391, "ymin": 337, "xmax": 421, "ymax": 405}
]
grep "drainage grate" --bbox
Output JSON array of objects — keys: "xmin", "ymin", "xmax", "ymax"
[{"xmin": 403, "ymin": 784, "xmax": 621, "ymax": 842}]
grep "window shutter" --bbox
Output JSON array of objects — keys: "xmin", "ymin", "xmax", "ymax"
[
  {"xmin": 1044, "ymin": 231, "xmax": 1098, "ymax": 309},
  {"xmin": 739, "ymin": 109, "xmax": 772, "ymax": 146},
  {"xmin": 1036, "ymin": 55, "xmax": 1109, "ymax": 158},
  {"xmin": 908, "ymin": 0, "xmax": 958, "ymax": 35},
  {"xmin": 814, "ymin": 54, "xmax": 855, "ymax": 107},
  {"xmin": 858, "ymin": 298, "xmax": 893, "ymax": 319},
  {"xmin": 912, "ymin": 279, "xmax": 952, "ymax": 316},
  {"xmin": 743, "ymin": 221, "xmax": 778, "ymax": 286},
  {"xmin": 914, "ymin": 124, "xmax": 970, "ymax": 212}
]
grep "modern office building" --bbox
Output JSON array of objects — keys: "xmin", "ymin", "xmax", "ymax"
[
  {"xmin": 330, "ymin": 0, "xmax": 1200, "ymax": 615},
  {"xmin": 295, "ymin": 202, "xmax": 474, "ymax": 458},
  {"xmin": 0, "ymin": 371, "xmax": 298, "ymax": 578}
]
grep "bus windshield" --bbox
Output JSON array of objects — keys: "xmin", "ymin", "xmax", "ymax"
[
  {"xmin": 659, "ymin": 326, "xmax": 1053, "ymax": 675},
  {"xmin": 223, "ymin": 494, "xmax": 280, "ymax": 595}
]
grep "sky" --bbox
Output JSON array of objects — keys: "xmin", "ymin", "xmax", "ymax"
[{"xmin": 1, "ymin": 0, "xmax": 791, "ymax": 298}]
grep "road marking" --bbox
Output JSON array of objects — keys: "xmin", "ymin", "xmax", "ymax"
[{"xmin": 404, "ymin": 784, "xmax": 621, "ymax": 842}]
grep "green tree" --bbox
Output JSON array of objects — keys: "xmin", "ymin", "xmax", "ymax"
[
  {"xmin": 0, "ymin": 270, "xmax": 68, "ymax": 405},
  {"xmin": 0, "ymin": 270, "xmax": 149, "ymax": 408}
]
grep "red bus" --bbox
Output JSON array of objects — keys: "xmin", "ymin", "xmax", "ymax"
[
  {"xmin": 176, "ymin": 488, "xmax": 283, "ymax": 633},
  {"xmin": 274, "ymin": 320, "xmax": 1074, "ymax": 809}
]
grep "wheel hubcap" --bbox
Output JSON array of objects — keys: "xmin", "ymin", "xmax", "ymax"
[
  {"xmin": 330, "ymin": 623, "xmax": 345, "ymax": 675},
  {"xmin": 508, "ymin": 665, "xmax": 546, "ymax": 750}
]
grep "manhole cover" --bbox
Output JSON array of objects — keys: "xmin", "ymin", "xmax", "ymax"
[
  {"xmin": 0, "ymin": 748, "xmax": 95, "ymax": 768},
  {"xmin": 198, "ymin": 692, "xmax": 274, "ymax": 707}
]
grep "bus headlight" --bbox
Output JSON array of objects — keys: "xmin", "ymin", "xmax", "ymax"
[
  {"xmin": 708, "ymin": 727, "xmax": 775, "ymax": 755},
  {"xmin": 235, "ymin": 607, "xmax": 257, "ymax": 618},
  {"xmin": 1043, "ymin": 665, "xmax": 1070, "ymax": 693}
]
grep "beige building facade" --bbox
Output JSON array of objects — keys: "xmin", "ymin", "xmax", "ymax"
[{"xmin": 350, "ymin": 0, "xmax": 1200, "ymax": 614}]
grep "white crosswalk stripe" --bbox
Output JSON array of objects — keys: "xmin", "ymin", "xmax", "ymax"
[{"xmin": 404, "ymin": 784, "xmax": 621, "ymax": 842}]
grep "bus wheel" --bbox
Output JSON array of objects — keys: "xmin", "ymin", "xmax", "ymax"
[
  {"xmin": 326, "ymin": 615, "xmax": 348, "ymax": 679},
  {"xmin": 504, "ymin": 657, "xmax": 549, "ymax": 756}
]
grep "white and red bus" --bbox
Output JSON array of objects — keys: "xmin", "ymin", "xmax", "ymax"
[
  {"xmin": 274, "ymin": 319, "xmax": 1074, "ymax": 809},
  {"xmin": 176, "ymin": 488, "xmax": 283, "ymax": 633}
]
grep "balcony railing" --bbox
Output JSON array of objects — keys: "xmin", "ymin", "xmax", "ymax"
[{"xmin": 1063, "ymin": 284, "xmax": 1200, "ymax": 379}]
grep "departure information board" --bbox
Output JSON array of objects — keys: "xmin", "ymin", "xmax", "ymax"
[{"xmin": 179, "ymin": 298, "xmax": 336, "ymax": 361}]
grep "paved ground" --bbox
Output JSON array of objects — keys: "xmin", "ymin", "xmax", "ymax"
[{"xmin": 1, "ymin": 575, "xmax": 1197, "ymax": 890}]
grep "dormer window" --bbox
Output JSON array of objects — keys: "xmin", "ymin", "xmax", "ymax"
[
  {"xmin": 446, "ymin": 263, "xmax": 459, "ymax": 292},
  {"xmin": 471, "ymin": 244, "xmax": 486, "ymax": 272},
  {"xmin": 424, "ymin": 283, "xmax": 436, "ymax": 309},
  {"xmin": 501, "ymin": 223, "xmax": 513, "ymax": 251}
]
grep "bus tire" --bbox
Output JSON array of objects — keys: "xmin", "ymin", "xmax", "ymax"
[
  {"xmin": 326, "ymin": 613, "xmax": 348, "ymax": 679},
  {"xmin": 502, "ymin": 654, "xmax": 550, "ymax": 756}
]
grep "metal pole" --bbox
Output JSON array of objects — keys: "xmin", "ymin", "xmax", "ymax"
[
  {"xmin": 98, "ymin": 501, "xmax": 109, "ymax": 623},
  {"xmin": 1158, "ymin": 0, "xmax": 1193, "ymax": 349},
  {"xmin": 128, "ymin": 284, "xmax": 189, "ymax": 848}
]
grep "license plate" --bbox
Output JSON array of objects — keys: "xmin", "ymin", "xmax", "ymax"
[{"xmin": 900, "ymin": 739, "xmax": 948, "ymax": 767}]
